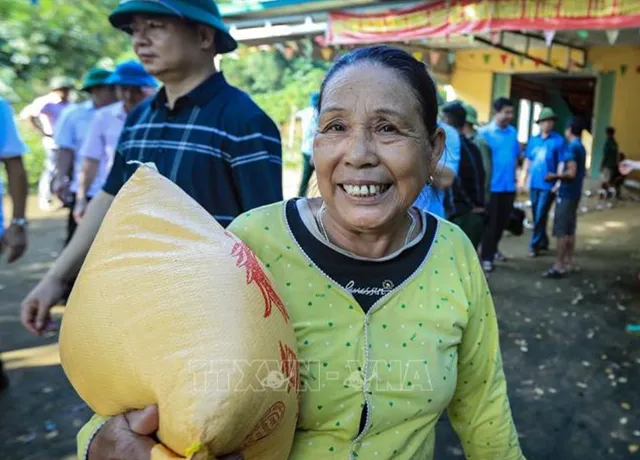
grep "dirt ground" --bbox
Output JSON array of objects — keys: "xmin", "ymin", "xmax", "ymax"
[{"xmin": 1, "ymin": 191, "xmax": 639, "ymax": 460}]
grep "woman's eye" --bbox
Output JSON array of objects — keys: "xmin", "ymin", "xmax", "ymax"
[
  {"xmin": 378, "ymin": 123, "xmax": 398, "ymax": 133},
  {"xmin": 326, "ymin": 122, "xmax": 345, "ymax": 132},
  {"xmin": 148, "ymin": 21, "xmax": 165, "ymax": 29}
]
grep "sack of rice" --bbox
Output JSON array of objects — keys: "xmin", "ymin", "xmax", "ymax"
[{"xmin": 59, "ymin": 164, "xmax": 299, "ymax": 459}]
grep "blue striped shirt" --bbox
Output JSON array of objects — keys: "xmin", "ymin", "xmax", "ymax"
[{"xmin": 103, "ymin": 72, "xmax": 283, "ymax": 226}]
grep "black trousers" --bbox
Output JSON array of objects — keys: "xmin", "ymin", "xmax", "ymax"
[
  {"xmin": 65, "ymin": 195, "xmax": 92, "ymax": 246},
  {"xmin": 481, "ymin": 192, "xmax": 515, "ymax": 262}
]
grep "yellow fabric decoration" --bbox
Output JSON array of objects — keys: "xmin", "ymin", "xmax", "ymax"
[{"xmin": 60, "ymin": 165, "xmax": 299, "ymax": 459}]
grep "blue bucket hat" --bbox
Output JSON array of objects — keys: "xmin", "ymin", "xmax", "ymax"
[
  {"xmin": 108, "ymin": 0, "xmax": 237, "ymax": 54},
  {"xmin": 106, "ymin": 60, "xmax": 157, "ymax": 87}
]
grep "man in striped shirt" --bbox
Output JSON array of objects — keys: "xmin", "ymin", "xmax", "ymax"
[{"xmin": 21, "ymin": 0, "xmax": 283, "ymax": 337}]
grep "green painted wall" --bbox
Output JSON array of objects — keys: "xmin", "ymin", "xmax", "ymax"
[{"xmin": 591, "ymin": 72, "xmax": 616, "ymax": 178}]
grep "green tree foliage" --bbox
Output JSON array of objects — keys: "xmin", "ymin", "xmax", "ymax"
[
  {"xmin": 223, "ymin": 48, "xmax": 330, "ymax": 126},
  {"xmin": 0, "ymin": 0, "xmax": 129, "ymax": 105}
]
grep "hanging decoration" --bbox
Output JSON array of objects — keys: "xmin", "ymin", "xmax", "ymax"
[
  {"xmin": 500, "ymin": 53, "xmax": 508, "ymax": 64},
  {"xmin": 636, "ymin": 65, "xmax": 640, "ymax": 74},
  {"xmin": 544, "ymin": 30, "xmax": 556, "ymax": 47},
  {"xmin": 620, "ymin": 64, "xmax": 628, "ymax": 76},
  {"xmin": 447, "ymin": 51, "xmax": 456, "ymax": 65},
  {"xmin": 326, "ymin": 2, "xmax": 640, "ymax": 46},
  {"xmin": 606, "ymin": 29, "xmax": 620, "ymax": 45},
  {"xmin": 533, "ymin": 57, "xmax": 543, "ymax": 68},
  {"xmin": 483, "ymin": 53, "xmax": 491, "ymax": 64},
  {"xmin": 430, "ymin": 50, "xmax": 442, "ymax": 66},
  {"xmin": 510, "ymin": 59, "xmax": 516, "ymax": 69},
  {"xmin": 412, "ymin": 51, "xmax": 424, "ymax": 61}
]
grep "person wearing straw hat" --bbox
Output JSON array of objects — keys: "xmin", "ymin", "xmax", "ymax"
[
  {"xmin": 19, "ymin": 76, "xmax": 74, "ymax": 211},
  {"xmin": 73, "ymin": 60, "xmax": 156, "ymax": 223},
  {"xmin": 53, "ymin": 67, "xmax": 117, "ymax": 245},
  {"xmin": 518, "ymin": 107, "xmax": 565, "ymax": 257},
  {"xmin": 21, "ymin": 0, "xmax": 282, "ymax": 362}
]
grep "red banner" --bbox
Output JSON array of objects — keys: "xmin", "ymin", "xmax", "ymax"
[{"xmin": 326, "ymin": 0, "xmax": 640, "ymax": 45}]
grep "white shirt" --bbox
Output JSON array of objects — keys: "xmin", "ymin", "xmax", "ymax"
[
  {"xmin": 77, "ymin": 101, "xmax": 127, "ymax": 197},
  {"xmin": 53, "ymin": 100, "xmax": 99, "ymax": 193}
]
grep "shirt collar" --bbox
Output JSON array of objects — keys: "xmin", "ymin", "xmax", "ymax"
[{"xmin": 152, "ymin": 72, "xmax": 229, "ymax": 112}]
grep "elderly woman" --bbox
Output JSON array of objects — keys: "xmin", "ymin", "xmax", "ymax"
[{"xmin": 81, "ymin": 46, "xmax": 524, "ymax": 460}]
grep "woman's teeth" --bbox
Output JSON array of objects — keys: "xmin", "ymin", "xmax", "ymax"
[{"xmin": 342, "ymin": 184, "xmax": 389, "ymax": 197}]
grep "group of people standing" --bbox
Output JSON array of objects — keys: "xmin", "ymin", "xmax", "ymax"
[
  {"xmin": 413, "ymin": 97, "xmax": 587, "ymax": 278},
  {"xmin": 19, "ymin": 61, "xmax": 157, "ymax": 244}
]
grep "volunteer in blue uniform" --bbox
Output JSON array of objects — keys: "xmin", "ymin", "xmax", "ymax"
[
  {"xmin": 518, "ymin": 108, "xmax": 565, "ymax": 257},
  {"xmin": 479, "ymin": 98, "xmax": 521, "ymax": 272}
]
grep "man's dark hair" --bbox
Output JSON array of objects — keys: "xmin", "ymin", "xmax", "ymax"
[
  {"xmin": 606, "ymin": 126, "xmax": 615, "ymax": 136},
  {"xmin": 493, "ymin": 97, "xmax": 514, "ymax": 113},
  {"xmin": 567, "ymin": 117, "xmax": 584, "ymax": 137},
  {"xmin": 441, "ymin": 102, "xmax": 467, "ymax": 129},
  {"xmin": 317, "ymin": 45, "xmax": 440, "ymax": 141}
]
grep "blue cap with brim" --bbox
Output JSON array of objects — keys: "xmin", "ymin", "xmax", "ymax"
[
  {"xmin": 106, "ymin": 60, "xmax": 157, "ymax": 87},
  {"xmin": 108, "ymin": 0, "xmax": 237, "ymax": 54}
]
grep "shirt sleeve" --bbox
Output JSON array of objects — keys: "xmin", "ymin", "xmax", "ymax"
[
  {"xmin": 102, "ymin": 147, "xmax": 127, "ymax": 196},
  {"xmin": 78, "ymin": 112, "xmax": 105, "ymax": 162},
  {"xmin": 439, "ymin": 123, "xmax": 461, "ymax": 173},
  {"xmin": 524, "ymin": 140, "xmax": 534, "ymax": 161},
  {"xmin": 0, "ymin": 100, "xmax": 28, "ymax": 158},
  {"xmin": 513, "ymin": 131, "xmax": 521, "ymax": 159},
  {"xmin": 563, "ymin": 144, "xmax": 578, "ymax": 163},
  {"xmin": 76, "ymin": 414, "xmax": 111, "ymax": 460},
  {"xmin": 447, "ymin": 240, "xmax": 525, "ymax": 459},
  {"xmin": 19, "ymin": 96, "xmax": 47, "ymax": 119},
  {"xmin": 228, "ymin": 113, "xmax": 283, "ymax": 212},
  {"xmin": 54, "ymin": 107, "xmax": 76, "ymax": 150}
]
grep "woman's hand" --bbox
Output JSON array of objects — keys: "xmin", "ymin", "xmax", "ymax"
[
  {"xmin": 88, "ymin": 405, "xmax": 244, "ymax": 459},
  {"xmin": 88, "ymin": 405, "xmax": 158, "ymax": 459}
]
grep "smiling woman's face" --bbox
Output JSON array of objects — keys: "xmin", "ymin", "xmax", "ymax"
[{"xmin": 314, "ymin": 62, "xmax": 440, "ymax": 234}]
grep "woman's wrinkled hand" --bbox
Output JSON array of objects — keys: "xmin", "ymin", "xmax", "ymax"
[
  {"xmin": 87, "ymin": 405, "xmax": 244, "ymax": 460},
  {"xmin": 88, "ymin": 405, "xmax": 159, "ymax": 460}
]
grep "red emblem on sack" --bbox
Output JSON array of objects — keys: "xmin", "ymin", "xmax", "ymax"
[
  {"xmin": 241, "ymin": 401, "xmax": 286, "ymax": 446},
  {"xmin": 226, "ymin": 232, "xmax": 290, "ymax": 323},
  {"xmin": 279, "ymin": 341, "xmax": 300, "ymax": 395}
]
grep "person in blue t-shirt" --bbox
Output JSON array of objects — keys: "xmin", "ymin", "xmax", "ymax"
[
  {"xmin": 478, "ymin": 97, "xmax": 521, "ymax": 272},
  {"xmin": 543, "ymin": 117, "xmax": 586, "ymax": 278},
  {"xmin": 518, "ymin": 107, "xmax": 565, "ymax": 257},
  {"xmin": 0, "ymin": 96, "xmax": 29, "ymax": 392}
]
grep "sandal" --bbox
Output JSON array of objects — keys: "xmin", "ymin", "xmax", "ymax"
[{"xmin": 543, "ymin": 268, "xmax": 567, "ymax": 279}]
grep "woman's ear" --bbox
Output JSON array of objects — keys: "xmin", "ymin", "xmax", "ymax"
[{"xmin": 429, "ymin": 127, "xmax": 446, "ymax": 176}]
